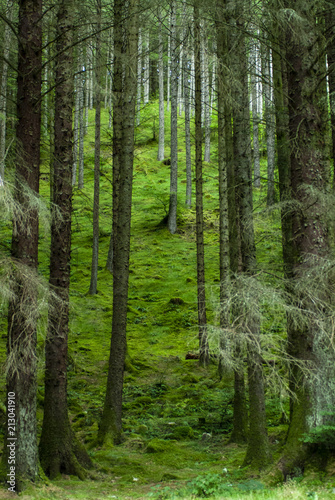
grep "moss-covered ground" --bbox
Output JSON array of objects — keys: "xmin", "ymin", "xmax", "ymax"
[{"xmin": 0, "ymin": 103, "xmax": 334, "ymax": 498}]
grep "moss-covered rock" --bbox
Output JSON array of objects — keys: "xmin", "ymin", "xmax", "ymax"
[
  {"xmin": 170, "ymin": 425, "xmax": 194, "ymax": 440},
  {"xmin": 146, "ymin": 438, "xmax": 176, "ymax": 453}
]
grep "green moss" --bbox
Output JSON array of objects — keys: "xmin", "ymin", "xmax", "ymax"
[{"xmin": 146, "ymin": 438, "xmax": 177, "ymax": 453}]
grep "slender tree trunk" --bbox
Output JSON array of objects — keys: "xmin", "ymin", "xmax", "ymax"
[
  {"xmin": 168, "ymin": 0, "xmax": 178, "ymax": 234},
  {"xmin": 250, "ymin": 38, "xmax": 261, "ymax": 188},
  {"xmin": 202, "ymin": 26, "xmax": 211, "ymax": 163},
  {"xmin": 184, "ymin": 27, "xmax": 192, "ymax": 208},
  {"xmin": 2, "ymin": 0, "xmax": 42, "ymax": 489},
  {"xmin": 98, "ymin": 0, "xmax": 138, "ymax": 445},
  {"xmin": 217, "ymin": 0, "xmax": 248, "ymax": 444},
  {"xmin": 0, "ymin": 0, "xmax": 14, "ymax": 179},
  {"xmin": 89, "ymin": 1, "xmax": 102, "ymax": 295},
  {"xmin": 136, "ymin": 28, "xmax": 142, "ymax": 127},
  {"xmin": 194, "ymin": 1, "xmax": 209, "ymax": 366},
  {"xmin": 143, "ymin": 30, "xmax": 150, "ymax": 104},
  {"xmin": 157, "ymin": 9, "xmax": 165, "ymax": 161},
  {"xmin": 167, "ymin": 21, "xmax": 171, "ymax": 112},
  {"xmin": 72, "ymin": 68, "xmax": 80, "ymax": 186},
  {"xmin": 326, "ymin": 6, "xmax": 335, "ymax": 189},
  {"xmin": 231, "ymin": 2, "xmax": 271, "ymax": 468},
  {"xmin": 78, "ymin": 52, "xmax": 85, "ymax": 189},
  {"xmin": 262, "ymin": 43, "xmax": 276, "ymax": 206}
]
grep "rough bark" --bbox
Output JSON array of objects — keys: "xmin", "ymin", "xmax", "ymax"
[
  {"xmin": 78, "ymin": 52, "xmax": 85, "ymax": 190},
  {"xmin": 250, "ymin": 38, "xmax": 261, "ymax": 188},
  {"xmin": 326, "ymin": 5, "xmax": 335, "ymax": 190},
  {"xmin": 216, "ymin": 0, "xmax": 248, "ymax": 444},
  {"xmin": 262, "ymin": 43, "xmax": 276, "ymax": 206},
  {"xmin": 2, "ymin": 0, "xmax": 42, "ymax": 490},
  {"xmin": 194, "ymin": 1, "xmax": 209, "ymax": 367},
  {"xmin": 168, "ymin": 0, "xmax": 178, "ymax": 234},
  {"xmin": 39, "ymin": 0, "xmax": 92, "ymax": 478},
  {"xmin": 231, "ymin": 1, "xmax": 271, "ymax": 468},
  {"xmin": 89, "ymin": 0, "xmax": 102, "ymax": 296},
  {"xmin": 157, "ymin": 9, "xmax": 165, "ymax": 161},
  {"xmin": 275, "ymin": 2, "xmax": 335, "ymax": 479},
  {"xmin": 98, "ymin": 0, "xmax": 138, "ymax": 445},
  {"xmin": 0, "ymin": 0, "xmax": 14, "ymax": 179},
  {"xmin": 184, "ymin": 13, "xmax": 192, "ymax": 208}
]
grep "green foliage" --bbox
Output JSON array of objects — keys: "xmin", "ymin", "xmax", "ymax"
[
  {"xmin": 185, "ymin": 472, "xmax": 233, "ymax": 497},
  {"xmin": 302, "ymin": 408, "xmax": 335, "ymax": 450}
]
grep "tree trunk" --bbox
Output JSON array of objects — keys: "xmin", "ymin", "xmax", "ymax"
[
  {"xmin": 78, "ymin": 50, "xmax": 85, "ymax": 190},
  {"xmin": 39, "ymin": 0, "xmax": 92, "ymax": 478},
  {"xmin": 89, "ymin": 0, "xmax": 102, "ymax": 296},
  {"xmin": 0, "ymin": 0, "xmax": 14, "ymax": 179},
  {"xmin": 168, "ymin": 0, "xmax": 178, "ymax": 234},
  {"xmin": 250, "ymin": 37, "xmax": 261, "ymax": 188},
  {"xmin": 202, "ymin": 25, "xmax": 211, "ymax": 163},
  {"xmin": 194, "ymin": 1, "xmax": 209, "ymax": 366},
  {"xmin": 136, "ymin": 28, "xmax": 142, "ymax": 127},
  {"xmin": 262, "ymin": 43, "xmax": 276, "ymax": 206},
  {"xmin": 216, "ymin": 0, "xmax": 248, "ymax": 444},
  {"xmin": 184, "ymin": 9, "xmax": 192, "ymax": 208},
  {"xmin": 143, "ymin": 30, "xmax": 150, "ymax": 104},
  {"xmin": 275, "ymin": 2, "xmax": 335, "ymax": 478},
  {"xmin": 326, "ymin": 5, "xmax": 335, "ymax": 189},
  {"xmin": 157, "ymin": 9, "xmax": 165, "ymax": 161},
  {"xmin": 2, "ymin": 0, "xmax": 43, "ymax": 490},
  {"xmin": 231, "ymin": 1, "xmax": 271, "ymax": 468},
  {"xmin": 98, "ymin": 0, "xmax": 138, "ymax": 445},
  {"xmin": 72, "ymin": 65, "xmax": 80, "ymax": 186}
]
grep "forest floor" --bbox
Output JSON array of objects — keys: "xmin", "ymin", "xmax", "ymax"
[{"xmin": 0, "ymin": 104, "xmax": 335, "ymax": 498}]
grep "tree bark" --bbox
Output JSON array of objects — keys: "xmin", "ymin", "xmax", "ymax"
[
  {"xmin": 262, "ymin": 43, "xmax": 276, "ymax": 206},
  {"xmin": 89, "ymin": 0, "xmax": 102, "ymax": 295},
  {"xmin": 0, "ymin": 0, "xmax": 14, "ymax": 179},
  {"xmin": 39, "ymin": 0, "xmax": 92, "ymax": 478},
  {"xmin": 231, "ymin": 1, "xmax": 271, "ymax": 468},
  {"xmin": 98, "ymin": 0, "xmax": 138, "ymax": 445},
  {"xmin": 157, "ymin": 9, "xmax": 165, "ymax": 161},
  {"xmin": 194, "ymin": 1, "xmax": 209, "ymax": 366},
  {"xmin": 168, "ymin": 0, "xmax": 178, "ymax": 234},
  {"xmin": 275, "ymin": 2, "xmax": 335, "ymax": 478},
  {"xmin": 2, "ymin": 0, "xmax": 42, "ymax": 489},
  {"xmin": 184, "ymin": 5, "xmax": 192, "ymax": 208},
  {"xmin": 250, "ymin": 37, "xmax": 261, "ymax": 188}
]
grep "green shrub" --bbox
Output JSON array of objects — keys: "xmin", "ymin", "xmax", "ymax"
[{"xmin": 302, "ymin": 408, "xmax": 335, "ymax": 450}]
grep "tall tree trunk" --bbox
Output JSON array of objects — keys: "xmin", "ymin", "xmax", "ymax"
[
  {"xmin": 0, "ymin": 0, "xmax": 14, "ymax": 179},
  {"xmin": 168, "ymin": 0, "xmax": 178, "ymax": 234},
  {"xmin": 202, "ymin": 25, "xmax": 211, "ymax": 163},
  {"xmin": 2, "ymin": 0, "xmax": 42, "ymax": 490},
  {"xmin": 72, "ymin": 66, "xmax": 80, "ymax": 186},
  {"xmin": 98, "ymin": 0, "xmax": 138, "ymax": 445},
  {"xmin": 250, "ymin": 37, "xmax": 261, "ymax": 188},
  {"xmin": 262, "ymin": 43, "xmax": 276, "ymax": 206},
  {"xmin": 326, "ymin": 5, "xmax": 335, "ymax": 189},
  {"xmin": 275, "ymin": 2, "xmax": 335, "ymax": 478},
  {"xmin": 216, "ymin": 0, "xmax": 248, "ymax": 443},
  {"xmin": 136, "ymin": 28, "xmax": 142, "ymax": 127},
  {"xmin": 167, "ymin": 20, "xmax": 171, "ymax": 112},
  {"xmin": 231, "ymin": 1, "xmax": 271, "ymax": 468},
  {"xmin": 89, "ymin": 0, "xmax": 102, "ymax": 295},
  {"xmin": 78, "ymin": 51, "xmax": 85, "ymax": 190},
  {"xmin": 157, "ymin": 9, "xmax": 165, "ymax": 161},
  {"xmin": 184, "ymin": 9, "xmax": 192, "ymax": 208},
  {"xmin": 143, "ymin": 30, "xmax": 150, "ymax": 104},
  {"xmin": 194, "ymin": 1, "xmax": 209, "ymax": 366},
  {"xmin": 39, "ymin": 0, "xmax": 92, "ymax": 478}
]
